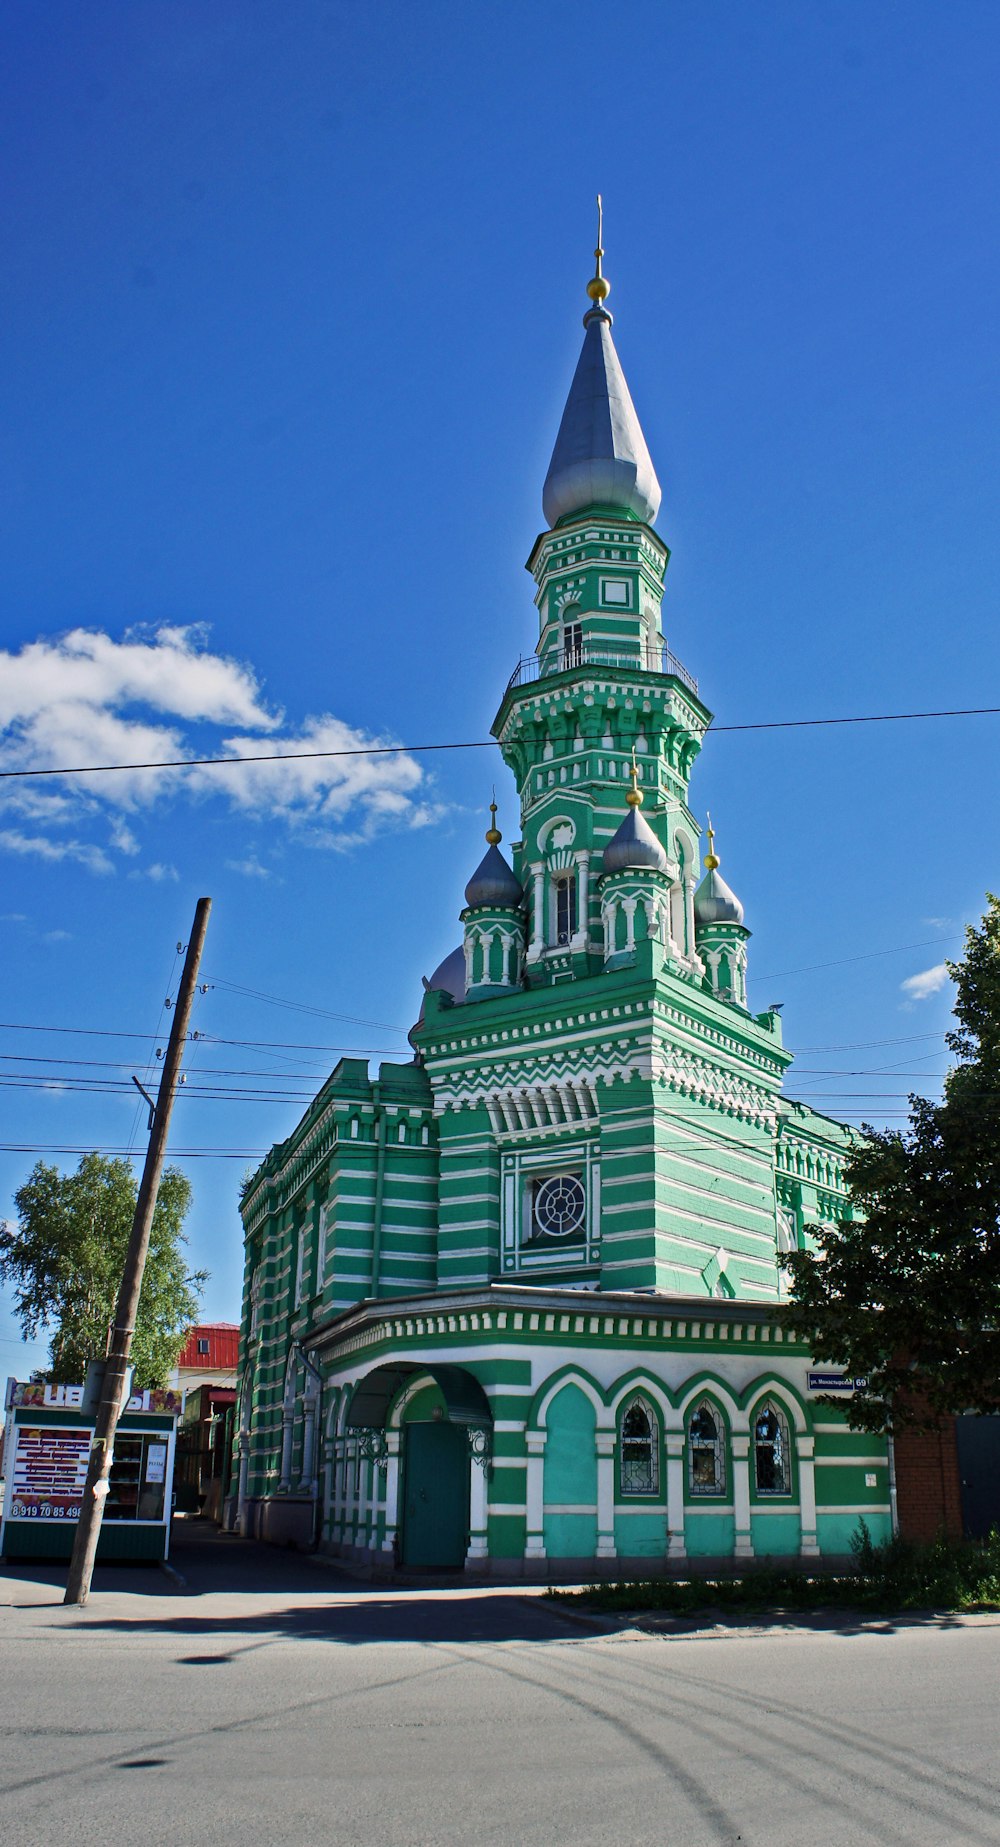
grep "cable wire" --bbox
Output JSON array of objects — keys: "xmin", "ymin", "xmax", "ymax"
[{"xmin": 1, "ymin": 702, "xmax": 999, "ymax": 783}]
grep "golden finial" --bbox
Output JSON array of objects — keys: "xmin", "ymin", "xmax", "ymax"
[
  {"xmin": 626, "ymin": 746, "xmax": 643, "ymax": 808},
  {"xmin": 485, "ymin": 794, "xmax": 501, "ymax": 846},
  {"xmin": 586, "ymin": 193, "xmax": 611, "ymax": 306},
  {"xmin": 704, "ymin": 812, "xmax": 720, "ymax": 871}
]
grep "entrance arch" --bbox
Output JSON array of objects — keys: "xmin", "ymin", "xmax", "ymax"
[{"xmin": 345, "ymin": 1362, "xmax": 492, "ymax": 1571}]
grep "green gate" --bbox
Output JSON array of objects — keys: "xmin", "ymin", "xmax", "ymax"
[{"xmin": 402, "ymin": 1422, "xmax": 469, "ymax": 1568}]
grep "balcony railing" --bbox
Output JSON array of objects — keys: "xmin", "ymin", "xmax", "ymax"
[{"xmin": 504, "ymin": 642, "xmax": 698, "ymax": 697}]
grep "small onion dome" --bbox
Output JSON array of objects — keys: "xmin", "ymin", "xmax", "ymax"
[
  {"xmin": 602, "ymin": 768, "xmax": 668, "ymax": 874},
  {"xmin": 694, "ymin": 817, "xmax": 744, "ymax": 926},
  {"xmin": 464, "ymin": 803, "xmax": 523, "ymax": 910},
  {"xmin": 410, "ymin": 944, "xmax": 466, "ymax": 1044}
]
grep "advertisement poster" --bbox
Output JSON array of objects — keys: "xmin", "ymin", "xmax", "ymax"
[{"xmin": 9, "ymin": 1426, "xmax": 90, "ymax": 1519}]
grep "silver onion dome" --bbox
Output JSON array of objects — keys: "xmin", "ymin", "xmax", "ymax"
[
  {"xmin": 464, "ymin": 843, "xmax": 523, "ymax": 911},
  {"xmin": 694, "ymin": 867, "xmax": 745, "ymax": 927},
  {"xmin": 602, "ymin": 803, "xmax": 668, "ymax": 875},
  {"xmin": 542, "ymin": 307, "xmax": 661, "ymax": 529}
]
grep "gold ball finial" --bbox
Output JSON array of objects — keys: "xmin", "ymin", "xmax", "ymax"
[
  {"xmin": 485, "ymin": 798, "xmax": 501, "ymax": 846},
  {"xmin": 626, "ymin": 746, "xmax": 643, "ymax": 807},
  {"xmin": 703, "ymin": 812, "xmax": 720, "ymax": 871},
  {"xmin": 587, "ymin": 193, "xmax": 611, "ymax": 307}
]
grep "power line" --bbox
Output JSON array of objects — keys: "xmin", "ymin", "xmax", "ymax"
[
  {"xmin": 203, "ymin": 976, "xmax": 401, "ymax": 1034},
  {"xmin": 2, "ymin": 702, "xmax": 1000, "ymax": 783},
  {"xmin": 753, "ymin": 935, "xmax": 959, "ymax": 983}
]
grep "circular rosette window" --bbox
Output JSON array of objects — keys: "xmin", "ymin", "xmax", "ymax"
[{"xmin": 532, "ymin": 1173, "xmax": 586, "ymax": 1239}]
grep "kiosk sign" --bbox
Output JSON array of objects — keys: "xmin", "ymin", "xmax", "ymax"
[{"xmin": 9, "ymin": 1425, "xmax": 90, "ymax": 1519}]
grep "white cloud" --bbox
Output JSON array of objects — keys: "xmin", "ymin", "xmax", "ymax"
[
  {"xmin": 127, "ymin": 862, "xmax": 180, "ymax": 883},
  {"xmin": 0, "ymin": 828, "xmax": 113, "ymax": 875},
  {"xmin": 42, "ymin": 929, "xmax": 72, "ymax": 943},
  {"xmin": 901, "ymin": 963, "xmax": 951, "ymax": 1001},
  {"xmin": 0, "ymin": 624, "xmax": 437, "ymax": 871},
  {"xmin": 226, "ymin": 855, "xmax": 271, "ymax": 879}
]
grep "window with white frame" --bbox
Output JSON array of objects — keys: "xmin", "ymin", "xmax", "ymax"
[
  {"xmin": 601, "ymin": 577, "xmax": 630, "ymax": 606},
  {"xmin": 753, "ymin": 1401, "xmax": 791, "ymax": 1495},
  {"xmin": 688, "ymin": 1401, "xmax": 726, "ymax": 1496},
  {"xmin": 554, "ymin": 875, "xmax": 577, "ymax": 945},
  {"xmin": 620, "ymin": 1396, "xmax": 659, "ymax": 1496},
  {"xmin": 530, "ymin": 1172, "xmax": 586, "ymax": 1242}
]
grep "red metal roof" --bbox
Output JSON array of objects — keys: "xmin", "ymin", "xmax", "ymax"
[{"xmin": 177, "ymin": 1323, "xmax": 240, "ymax": 1371}]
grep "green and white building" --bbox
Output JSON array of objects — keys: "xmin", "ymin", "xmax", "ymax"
[{"xmin": 233, "ymin": 246, "xmax": 890, "ymax": 1574}]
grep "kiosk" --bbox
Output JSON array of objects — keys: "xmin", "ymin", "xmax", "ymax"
[{"xmin": 1, "ymin": 1378, "xmax": 182, "ymax": 1562}]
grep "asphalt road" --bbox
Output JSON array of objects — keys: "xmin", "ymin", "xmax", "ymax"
[{"xmin": 2, "ymin": 1523, "xmax": 999, "ymax": 1847}]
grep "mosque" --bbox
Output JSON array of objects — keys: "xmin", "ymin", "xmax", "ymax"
[{"xmin": 231, "ymin": 230, "xmax": 891, "ymax": 1573}]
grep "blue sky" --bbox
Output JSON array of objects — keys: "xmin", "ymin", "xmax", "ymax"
[{"xmin": 2, "ymin": 2, "xmax": 998, "ymax": 1377}]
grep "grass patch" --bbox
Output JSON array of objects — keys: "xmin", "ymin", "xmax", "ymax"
[{"xmin": 546, "ymin": 1524, "xmax": 1000, "ymax": 1617}]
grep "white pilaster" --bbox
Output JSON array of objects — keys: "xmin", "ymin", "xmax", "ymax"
[
  {"xmin": 665, "ymin": 1434, "xmax": 687, "ymax": 1559},
  {"xmin": 595, "ymin": 1430, "xmax": 617, "ymax": 1558},
  {"xmin": 732, "ymin": 1435, "xmax": 754, "ymax": 1558},
  {"xmin": 797, "ymin": 1436, "xmax": 820, "ymax": 1557},
  {"xmin": 526, "ymin": 863, "xmax": 545, "ymax": 962},
  {"xmin": 381, "ymin": 1429, "xmax": 402, "ymax": 1558},
  {"xmin": 684, "ymin": 874, "xmax": 697, "ymax": 957},
  {"xmin": 574, "ymin": 850, "xmax": 590, "ymax": 947},
  {"xmin": 524, "ymin": 1431, "xmax": 547, "ymax": 1558},
  {"xmin": 466, "ymin": 1447, "xmax": 490, "ymax": 1565}
]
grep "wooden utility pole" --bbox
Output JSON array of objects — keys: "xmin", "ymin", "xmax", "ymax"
[{"xmin": 64, "ymin": 896, "xmax": 212, "ymax": 1606}]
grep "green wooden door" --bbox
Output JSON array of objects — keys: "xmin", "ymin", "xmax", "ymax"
[{"xmin": 402, "ymin": 1422, "xmax": 469, "ymax": 1568}]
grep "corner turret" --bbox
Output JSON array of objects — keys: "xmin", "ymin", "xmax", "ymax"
[
  {"xmin": 694, "ymin": 818, "xmax": 750, "ymax": 1006},
  {"xmin": 461, "ymin": 805, "xmax": 525, "ymax": 1002}
]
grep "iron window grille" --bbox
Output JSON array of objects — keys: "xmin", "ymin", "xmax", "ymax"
[
  {"xmin": 620, "ymin": 1397, "xmax": 659, "ymax": 1496},
  {"xmin": 754, "ymin": 1401, "xmax": 792, "ymax": 1495},
  {"xmin": 688, "ymin": 1402, "xmax": 726, "ymax": 1495},
  {"xmin": 531, "ymin": 1173, "xmax": 586, "ymax": 1240},
  {"xmin": 555, "ymin": 876, "xmax": 578, "ymax": 945}
]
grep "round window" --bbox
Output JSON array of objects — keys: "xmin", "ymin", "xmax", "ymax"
[{"xmin": 533, "ymin": 1174, "xmax": 586, "ymax": 1238}]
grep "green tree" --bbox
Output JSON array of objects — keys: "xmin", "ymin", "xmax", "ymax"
[
  {"xmin": 0, "ymin": 1152, "xmax": 207, "ymax": 1388},
  {"xmin": 781, "ymin": 895, "xmax": 1000, "ymax": 1430}
]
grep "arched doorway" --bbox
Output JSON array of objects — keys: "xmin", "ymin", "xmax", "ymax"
[{"xmin": 346, "ymin": 1362, "xmax": 492, "ymax": 1571}]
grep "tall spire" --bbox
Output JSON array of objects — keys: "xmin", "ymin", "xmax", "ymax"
[{"xmin": 541, "ymin": 200, "xmax": 661, "ymax": 529}]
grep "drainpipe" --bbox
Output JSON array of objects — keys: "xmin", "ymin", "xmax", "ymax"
[
  {"xmin": 369, "ymin": 1086, "xmax": 388, "ymax": 1298},
  {"xmin": 887, "ymin": 1430, "xmax": 899, "ymax": 1538}
]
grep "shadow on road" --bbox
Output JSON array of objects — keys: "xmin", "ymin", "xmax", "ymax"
[{"xmin": 4, "ymin": 1519, "xmax": 992, "ymax": 1644}]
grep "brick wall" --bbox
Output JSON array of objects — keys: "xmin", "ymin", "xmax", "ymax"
[{"xmin": 893, "ymin": 1420, "xmax": 963, "ymax": 1541}]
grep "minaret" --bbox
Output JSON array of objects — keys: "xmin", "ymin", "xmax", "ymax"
[
  {"xmin": 694, "ymin": 817, "xmax": 750, "ymax": 1007},
  {"xmin": 460, "ymin": 802, "xmax": 525, "ymax": 1001},
  {"xmin": 493, "ymin": 204, "xmax": 711, "ymax": 988}
]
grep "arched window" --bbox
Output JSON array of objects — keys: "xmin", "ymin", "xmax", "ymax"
[
  {"xmin": 688, "ymin": 1401, "xmax": 725, "ymax": 1496},
  {"xmin": 562, "ymin": 605, "xmax": 582, "ymax": 667},
  {"xmin": 753, "ymin": 1401, "xmax": 792, "ymax": 1495},
  {"xmin": 620, "ymin": 1396, "xmax": 659, "ymax": 1496}
]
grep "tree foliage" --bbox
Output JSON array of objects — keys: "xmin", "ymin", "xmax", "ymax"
[
  {"xmin": 0, "ymin": 1152, "xmax": 207, "ymax": 1388},
  {"xmin": 781, "ymin": 895, "xmax": 1000, "ymax": 1431}
]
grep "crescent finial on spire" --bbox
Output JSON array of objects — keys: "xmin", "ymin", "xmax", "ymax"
[
  {"xmin": 704, "ymin": 812, "xmax": 720, "ymax": 871},
  {"xmin": 626, "ymin": 745, "xmax": 643, "ymax": 808},
  {"xmin": 587, "ymin": 193, "xmax": 611, "ymax": 306}
]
